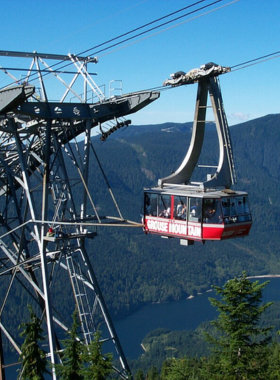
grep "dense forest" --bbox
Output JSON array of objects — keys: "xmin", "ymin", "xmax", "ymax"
[
  {"xmin": 81, "ymin": 113, "xmax": 280, "ymax": 319},
  {"xmin": 85, "ymin": 113, "xmax": 280, "ymax": 374},
  {"xmin": 15, "ymin": 273, "xmax": 280, "ymax": 379}
]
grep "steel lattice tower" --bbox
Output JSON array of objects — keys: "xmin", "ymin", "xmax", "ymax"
[{"xmin": 0, "ymin": 51, "xmax": 159, "ymax": 379}]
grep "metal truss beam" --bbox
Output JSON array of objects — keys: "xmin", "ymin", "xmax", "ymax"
[{"xmin": 0, "ymin": 50, "xmax": 160, "ymax": 379}]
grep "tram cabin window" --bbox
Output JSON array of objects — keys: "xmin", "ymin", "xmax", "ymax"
[
  {"xmin": 174, "ymin": 196, "xmax": 187, "ymax": 220},
  {"xmin": 189, "ymin": 198, "xmax": 202, "ymax": 222},
  {"xmin": 221, "ymin": 196, "xmax": 252, "ymax": 223},
  {"xmin": 203, "ymin": 198, "xmax": 222, "ymax": 224},
  {"xmin": 145, "ymin": 193, "xmax": 158, "ymax": 216},
  {"xmin": 159, "ymin": 195, "xmax": 171, "ymax": 218},
  {"xmin": 235, "ymin": 196, "xmax": 251, "ymax": 221}
]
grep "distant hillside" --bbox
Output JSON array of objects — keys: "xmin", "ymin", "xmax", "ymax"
[
  {"xmin": 82, "ymin": 113, "xmax": 280, "ymax": 319},
  {"xmin": 106, "ymin": 121, "xmax": 194, "ymax": 137}
]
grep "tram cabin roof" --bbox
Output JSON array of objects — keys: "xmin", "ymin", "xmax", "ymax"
[{"xmin": 144, "ymin": 185, "xmax": 248, "ymax": 199}]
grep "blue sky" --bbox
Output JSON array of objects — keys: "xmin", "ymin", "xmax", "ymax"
[{"xmin": 0, "ymin": 0, "xmax": 279, "ymax": 126}]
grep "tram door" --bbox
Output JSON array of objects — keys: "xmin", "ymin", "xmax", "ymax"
[
  {"xmin": 173, "ymin": 196, "xmax": 186, "ymax": 220},
  {"xmin": 172, "ymin": 195, "xmax": 188, "ymax": 238},
  {"xmin": 188, "ymin": 197, "xmax": 203, "ymax": 239}
]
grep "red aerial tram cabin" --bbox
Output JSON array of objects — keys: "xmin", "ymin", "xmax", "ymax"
[
  {"xmin": 143, "ymin": 187, "xmax": 252, "ymax": 245},
  {"xmin": 143, "ymin": 64, "xmax": 253, "ymax": 245}
]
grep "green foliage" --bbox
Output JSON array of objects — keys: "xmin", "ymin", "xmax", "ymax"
[
  {"xmin": 130, "ymin": 273, "xmax": 280, "ymax": 379},
  {"xmin": 146, "ymin": 365, "xmax": 160, "ymax": 379},
  {"xmin": 267, "ymin": 341, "xmax": 280, "ymax": 378},
  {"xmin": 80, "ymin": 329, "xmax": 113, "ymax": 380},
  {"xmin": 135, "ymin": 369, "xmax": 145, "ymax": 380},
  {"xmin": 18, "ymin": 305, "xmax": 47, "ymax": 380},
  {"xmin": 54, "ymin": 311, "xmax": 113, "ymax": 379},
  {"xmin": 54, "ymin": 309, "xmax": 84, "ymax": 380},
  {"xmin": 130, "ymin": 327, "xmax": 209, "ymax": 375},
  {"xmin": 160, "ymin": 357, "xmax": 202, "ymax": 380},
  {"xmin": 205, "ymin": 272, "xmax": 273, "ymax": 379},
  {"xmin": 152, "ymin": 342, "xmax": 280, "ymax": 379}
]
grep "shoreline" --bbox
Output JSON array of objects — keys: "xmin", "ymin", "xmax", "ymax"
[{"xmin": 113, "ymin": 275, "xmax": 280, "ymax": 322}]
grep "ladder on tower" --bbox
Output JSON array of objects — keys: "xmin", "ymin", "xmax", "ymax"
[{"xmin": 66, "ymin": 253, "xmax": 95, "ymax": 345}]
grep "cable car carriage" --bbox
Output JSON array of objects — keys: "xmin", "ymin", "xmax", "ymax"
[
  {"xmin": 144, "ymin": 187, "xmax": 252, "ymax": 245},
  {"xmin": 143, "ymin": 64, "xmax": 252, "ymax": 245}
]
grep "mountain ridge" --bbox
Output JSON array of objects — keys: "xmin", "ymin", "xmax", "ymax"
[{"xmin": 83, "ymin": 113, "xmax": 280, "ymax": 320}]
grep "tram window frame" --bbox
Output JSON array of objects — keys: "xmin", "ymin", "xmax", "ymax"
[
  {"xmin": 158, "ymin": 195, "xmax": 171, "ymax": 218},
  {"xmin": 189, "ymin": 197, "xmax": 202, "ymax": 222},
  {"xmin": 174, "ymin": 196, "xmax": 187, "ymax": 220},
  {"xmin": 144, "ymin": 193, "xmax": 158, "ymax": 217},
  {"xmin": 235, "ymin": 196, "xmax": 252, "ymax": 222},
  {"xmin": 243, "ymin": 196, "xmax": 252, "ymax": 221},
  {"xmin": 221, "ymin": 196, "xmax": 252, "ymax": 223},
  {"xmin": 203, "ymin": 198, "xmax": 223, "ymax": 224},
  {"xmin": 221, "ymin": 197, "xmax": 244, "ymax": 224}
]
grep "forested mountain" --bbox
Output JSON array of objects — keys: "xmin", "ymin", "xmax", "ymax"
[
  {"xmin": 3, "ymin": 114, "xmax": 280, "ymax": 366},
  {"xmin": 72, "ymin": 114, "xmax": 280, "ymax": 374},
  {"xmin": 80, "ymin": 113, "xmax": 280, "ymax": 320}
]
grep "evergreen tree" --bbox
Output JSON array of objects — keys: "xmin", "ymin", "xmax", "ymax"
[
  {"xmin": 18, "ymin": 304, "xmax": 47, "ymax": 380},
  {"xmin": 205, "ymin": 272, "xmax": 273, "ymax": 379},
  {"xmin": 146, "ymin": 365, "xmax": 160, "ymax": 379},
  {"xmin": 160, "ymin": 359, "xmax": 172, "ymax": 379},
  {"xmin": 135, "ymin": 368, "xmax": 145, "ymax": 380},
  {"xmin": 267, "ymin": 341, "xmax": 280, "ymax": 378},
  {"xmin": 80, "ymin": 328, "xmax": 113, "ymax": 380},
  {"xmin": 54, "ymin": 309, "xmax": 84, "ymax": 379},
  {"xmin": 161, "ymin": 357, "xmax": 190, "ymax": 380},
  {"xmin": 160, "ymin": 357, "xmax": 202, "ymax": 380}
]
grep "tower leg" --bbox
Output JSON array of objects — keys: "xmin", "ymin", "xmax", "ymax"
[{"xmin": 0, "ymin": 330, "xmax": 5, "ymax": 380}]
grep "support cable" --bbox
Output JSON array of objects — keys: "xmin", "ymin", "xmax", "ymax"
[
  {"xmin": 231, "ymin": 50, "xmax": 280, "ymax": 71},
  {"xmin": 1, "ymin": 0, "xmax": 227, "ymax": 88},
  {"xmin": 90, "ymin": 142, "xmax": 124, "ymax": 220},
  {"xmin": 1, "ymin": 3, "xmax": 279, "ymax": 94},
  {"xmin": 80, "ymin": 0, "xmax": 209, "ymax": 57},
  {"xmin": 82, "ymin": 0, "xmax": 222, "ymax": 57},
  {"xmin": 115, "ymin": 49, "xmax": 280, "ymax": 96},
  {"xmin": 57, "ymin": 131, "xmax": 101, "ymax": 223}
]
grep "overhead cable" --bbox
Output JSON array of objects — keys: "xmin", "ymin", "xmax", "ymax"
[
  {"xmin": 132, "ymin": 49, "xmax": 280, "ymax": 95},
  {"xmin": 231, "ymin": 50, "xmax": 280, "ymax": 71},
  {"xmin": 1, "ymin": 0, "xmax": 224, "ymax": 88},
  {"xmin": 82, "ymin": 0, "xmax": 223, "ymax": 57},
  {"xmin": 79, "ymin": 0, "xmax": 210, "ymax": 56},
  {"xmin": 99, "ymin": 0, "xmax": 239, "ymax": 58}
]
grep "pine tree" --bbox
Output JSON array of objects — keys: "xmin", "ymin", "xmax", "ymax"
[
  {"xmin": 54, "ymin": 309, "xmax": 84, "ymax": 379},
  {"xmin": 205, "ymin": 272, "xmax": 273, "ymax": 379},
  {"xmin": 80, "ymin": 328, "xmax": 113, "ymax": 380},
  {"xmin": 161, "ymin": 357, "xmax": 203, "ymax": 380},
  {"xmin": 18, "ymin": 305, "xmax": 47, "ymax": 380},
  {"xmin": 267, "ymin": 341, "xmax": 280, "ymax": 378},
  {"xmin": 160, "ymin": 359, "xmax": 172, "ymax": 379},
  {"xmin": 146, "ymin": 365, "xmax": 160, "ymax": 380},
  {"xmin": 135, "ymin": 368, "xmax": 145, "ymax": 380},
  {"xmin": 162, "ymin": 357, "xmax": 192, "ymax": 380}
]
